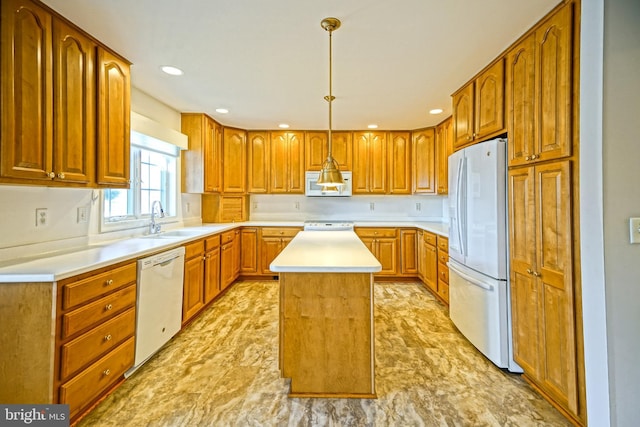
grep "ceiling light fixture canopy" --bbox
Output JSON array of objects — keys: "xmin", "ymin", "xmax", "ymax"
[{"xmin": 317, "ymin": 17, "xmax": 345, "ymax": 188}]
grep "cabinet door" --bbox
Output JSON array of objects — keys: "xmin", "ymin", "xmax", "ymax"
[
  {"xmin": 53, "ymin": 19, "xmax": 95, "ymax": 185},
  {"xmin": 204, "ymin": 246, "xmax": 220, "ymax": 304},
  {"xmin": 507, "ymin": 33, "xmax": 536, "ymax": 167},
  {"xmin": 508, "ymin": 166, "xmax": 540, "ymax": 377},
  {"xmin": 240, "ymin": 228, "xmax": 259, "ymax": 275},
  {"xmin": 270, "ymin": 132, "xmax": 288, "ymax": 193},
  {"xmin": 183, "ymin": 254, "xmax": 205, "ymax": 324},
  {"xmin": 304, "ymin": 131, "xmax": 327, "ymax": 171},
  {"xmin": 376, "ymin": 237, "xmax": 398, "ymax": 276},
  {"xmin": 423, "ymin": 242, "xmax": 438, "ymax": 293},
  {"xmin": 287, "ymin": 132, "xmax": 304, "ymax": 193},
  {"xmin": 220, "ymin": 243, "xmax": 234, "ymax": 289},
  {"xmin": 412, "ymin": 128, "xmax": 436, "ymax": 194},
  {"xmin": 435, "ymin": 118, "xmax": 452, "ymax": 194},
  {"xmin": 352, "ymin": 132, "xmax": 370, "ymax": 193},
  {"xmin": 388, "ymin": 132, "xmax": 411, "ymax": 194},
  {"xmin": 247, "ymin": 131, "xmax": 270, "ymax": 193},
  {"xmin": 331, "ymin": 131, "xmax": 353, "ymax": 171},
  {"xmin": 474, "ymin": 59, "xmax": 505, "ymax": 140},
  {"xmin": 535, "ymin": 161, "xmax": 577, "ymax": 413},
  {"xmin": 452, "ymin": 83, "xmax": 474, "ymax": 150},
  {"xmin": 0, "ymin": 0, "xmax": 53, "ymax": 182},
  {"xmin": 260, "ymin": 237, "xmax": 282, "ymax": 275},
  {"xmin": 96, "ymin": 47, "xmax": 130, "ymax": 187},
  {"xmin": 400, "ymin": 229, "xmax": 418, "ymax": 275},
  {"xmin": 369, "ymin": 132, "xmax": 387, "ymax": 193},
  {"xmin": 205, "ymin": 117, "xmax": 222, "ymax": 192},
  {"xmin": 222, "ymin": 127, "xmax": 246, "ymax": 193},
  {"xmin": 535, "ymin": 4, "xmax": 572, "ymax": 163}
]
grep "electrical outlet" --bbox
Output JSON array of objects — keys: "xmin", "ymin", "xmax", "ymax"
[
  {"xmin": 77, "ymin": 206, "xmax": 88, "ymax": 223},
  {"xmin": 35, "ymin": 208, "xmax": 48, "ymax": 227},
  {"xmin": 253, "ymin": 202, "xmax": 258, "ymax": 210},
  {"xmin": 294, "ymin": 202, "xmax": 300, "ymax": 210},
  {"xmin": 185, "ymin": 202, "xmax": 191, "ymax": 214},
  {"xmin": 369, "ymin": 202, "xmax": 375, "ymax": 211},
  {"xmin": 630, "ymin": 218, "xmax": 640, "ymax": 243},
  {"xmin": 416, "ymin": 202, "xmax": 421, "ymax": 212}
]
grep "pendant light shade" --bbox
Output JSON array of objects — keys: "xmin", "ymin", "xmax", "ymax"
[{"xmin": 317, "ymin": 17, "xmax": 345, "ymax": 188}]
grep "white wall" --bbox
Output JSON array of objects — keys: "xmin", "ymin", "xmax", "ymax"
[
  {"xmin": 250, "ymin": 194, "xmax": 445, "ymax": 222},
  {"xmin": 601, "ymin": 0, "xmax": 640, "ymax": 424}
]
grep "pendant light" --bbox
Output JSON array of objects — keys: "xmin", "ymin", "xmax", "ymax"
[{"xmin": 316, "ymin": 17, "xmax": 345, "ymax": 189}]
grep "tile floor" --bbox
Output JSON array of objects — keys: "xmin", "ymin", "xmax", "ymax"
[{"xmin": 77, "ymin": 280, "xmax": 570, "ymax": 426}]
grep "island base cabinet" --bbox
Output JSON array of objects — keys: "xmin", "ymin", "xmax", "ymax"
[{"xmin": 279, "ymin": 272, "xmax": 376, "ymax": 398}]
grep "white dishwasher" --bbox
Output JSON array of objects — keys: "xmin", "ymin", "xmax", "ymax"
[{"xmin": 126, "ymin": 246, "xmax": 185, "ymax": 377}]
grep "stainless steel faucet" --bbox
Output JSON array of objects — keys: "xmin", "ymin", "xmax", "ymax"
[{"xmin": 149, "ymin": 200, "xmax": 165, "ymax": 234}]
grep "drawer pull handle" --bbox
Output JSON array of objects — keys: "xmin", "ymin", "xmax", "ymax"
[
  {"xmin": 103, "ymin": 369, "xmax": 111, "ymax": 376},
  {"xmin": 105, "ymin": 304, "xmax": 113, "ymax": 311},
  {"xmin": 105, "ymin": 279, "xmax": 114, "ymax": 286},
  {"xmin": 104, "ymin": 334, "xmax": 112, "ymax": 341}
]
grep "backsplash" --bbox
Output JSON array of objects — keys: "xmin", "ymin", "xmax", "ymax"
[{"xmin": 250, "ymin": 194, "xmax": 447, "ymax": 222}]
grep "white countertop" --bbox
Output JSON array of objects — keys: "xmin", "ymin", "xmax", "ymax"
[
  {"xmin": 0, "ymin": 221, "xmax": 447, "ymax": 283},
  {"xmin": 270, "ymin": 230, "xmax": 382, "ymax": 273}
]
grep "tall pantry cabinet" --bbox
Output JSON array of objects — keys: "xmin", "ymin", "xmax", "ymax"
[{"xmin": 505, "ymin": 1, "xmax": 584, "ymax": 424}]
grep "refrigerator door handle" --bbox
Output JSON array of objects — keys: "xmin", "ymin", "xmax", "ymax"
[
  {"xmin": 456, "ymin": 157, "xmax": 466, "ymax": 257},
  {"xmin": 448, "ymin": 262, "xmax": 495, "ymax": 291}
]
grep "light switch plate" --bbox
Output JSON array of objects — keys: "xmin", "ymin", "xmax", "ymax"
[{"xmin": 630, "ymin": 218, "xmax": 640, "ymax": 244}]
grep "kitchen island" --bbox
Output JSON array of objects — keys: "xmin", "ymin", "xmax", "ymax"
[{"xmin": 270, "ymin": 230, "xmax": 382, "ymax": 398}]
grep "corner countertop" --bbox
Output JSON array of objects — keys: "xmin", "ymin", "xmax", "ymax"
[
  {"xmin": 0, "ymin": 220, "xmax": 447, "ymax": 283},
  {"xmin": 269, "ymin": 230, "xmax": 382, "ymax": 273}
]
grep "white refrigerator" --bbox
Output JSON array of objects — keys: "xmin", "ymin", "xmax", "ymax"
[{"xmin": 447, "ymin": 137, "xmax": 522, "ymax": 373}]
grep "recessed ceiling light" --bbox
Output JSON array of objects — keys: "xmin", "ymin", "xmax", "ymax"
[
  {"xmin": 429, "ymin": 108, "xmax": 444, "ymax": 115},
  {"xmin": 215, "ymin": 108, "xmax": 229, "ymax": 114},
  {"xmin": 367, "ymin": 124, "xmax": 378, "ymax": 129},
  {"xmin": 278, "ymin": 123, "xmax": 290, "ymax": 129},
  {"xmin": 161, "ymin": 65, "xmax": 184, "ymax": 76}
]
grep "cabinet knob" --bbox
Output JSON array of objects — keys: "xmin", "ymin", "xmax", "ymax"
[
  {"xmin": 526, "ymin": 268, "xmax": 533, "ymax": 274},
  {"xmin": 103, "ymin": 369, "xmax": 111, "ymax": 376},
  {"xmin": 467, "ymin": 136, "xmax": 472, "ymax": 141},
  {"xmin": 104, "ymin": 334, "xmax": 112, "ymax": 341},
  {"xmin": 105, "ymin": 304, "xmax": 113, "ymax": 311},
  {"xmin": 531, "ymin": 154, "xmax": 538, "ymax": 160},
  {"xmin": 47, "ymin": 171, "xmax": 55, "ymax": 179},
  {"xmin": 105, "ymin": 279, "xmax": 114, "ymax": 286},
  {"xmin": 525, "ymin": 156, "xmax": 531, "ymax": 161},
  {"xmin": 57, "ymin": 172, "xmax": 65, "ymax": 179},
  {"xmin": 532, "ymin": 271, "xmax": 541, "ymax": 277}
]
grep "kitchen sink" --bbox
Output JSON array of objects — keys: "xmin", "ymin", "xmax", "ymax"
[{"xmin": 145, "ymin": 229, "xmax": 207, "ymax": 239}]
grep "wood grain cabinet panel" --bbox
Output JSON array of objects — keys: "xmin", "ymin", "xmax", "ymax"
[
  {"xmin": 182, "ymin": 240, "xmax": 205, "ymax": 324},
  {"xmin": 204, "ymin": 235, "xmax": 221, "ymax": 304},
  {"xmin": 353, "ymin": 132, "xmax": 387, "ymax": 194},
  {"xmin": 388, "ymin": 132, "xmax": 411, "ymax": 194},
  {"xmin": 96, "ymin": 47, "xmax": 130, "ymax": 187},
  {"xmin": 304, "ymin": 131, "xmax": 352, "ymax": 171},
  {"xmin": 222, "ymin": 127, "xmax": 247, "ymax": 193},
  {"xmin": 181, "ymin": 114, "xmax": 221, "ymax": 193},
  {"xmin": 247, "ymin": 131, "xmax": 270, "ymax": 193},
  {"xmin": 412, "ymin": 128, "xmax": 436, "ymax": 194},
  {"xmin": 270, "ymin": 131, "xmax": 304, "ymax": 194},
  {"xmin": 435, "ymin": 118, "xmax": 453, "ymax": 195}
]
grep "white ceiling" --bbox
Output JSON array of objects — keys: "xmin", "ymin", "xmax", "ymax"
[{"xmin": 42, "ymin": 0, "xmax": 560, "ymax": 131}]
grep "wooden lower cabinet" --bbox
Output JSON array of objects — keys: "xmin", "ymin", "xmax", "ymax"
[
  {"xmin": 355, "ymin": 228, "xmax": 398, "ymax": 276},
  {"xmin": 436, "ymin": 236, "xmax": 449, "ymax": 303},
  {"xmin": 400, "ymin": 229, "xmax": 418, "ymax": 276},
  {"xmin": 204, "ymin": 235, "xmax": 221, "ymax": 304},
  {"xmin": 508, "ymin": 160, "xmax": 579, "ymax": 420},
  {"xmin": 182, "ymin": 240, "xmax": 206, "ymax": 324},
  {"xmin": 260, "ymin": 227, "xmax": 302, "ymax": 275},
  {"xmin": 55, "ymin": 261, "xmax": 137, "ymax": 421},
  {"xmin": 221, "ymin": 230, "xmax": 240, "ymax": 289},
  {"xmin": 240, "ymin": 227, "xmax": 259, "ymax": 275}
]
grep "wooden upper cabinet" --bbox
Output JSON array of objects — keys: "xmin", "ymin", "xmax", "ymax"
[
  {"xmin": 305, "ymin": 131, "xmax": 352, "ymax": 171},
  {"xmin": 247, "ymin": 131, "xmax": 270, "ymax": 193},
  {"xmin": 412, "ymin": 128, "xmax": 436, "ymax": 194},
  {"xmin": 96, "ymin": 47, "xmax": 130, "ymax": 187},
  {"xmin": 269, "ymin": 131, "xmax": 304, "ymax": 194},
  {"xmin": 388, "ymin": 132, "xmax": 411, "ymax": 194},
  {"xmin": 507, "ymin": 2, "xmax": 572, "ymax": 167},
  {"xmin": 222, "ymin": 127, "xmax": 247, "ymax": 193},
  {"xmin": 181, "ymin": 114, "xmax": 221, "ymax": 193},
  {"xmin": 0, "ymin": 0, "xmax": 53, "ymax": 182},
  {"xmin": 353, "ymin": 131, "xmax": 386, "ymax": 194},
  {"xmin": 452, "ymin": 59, "xmax": 505, "ymax": 150},
  {"xmin": 53, "ymin": 19, "xmax": 96, "ymax": 185},
  {"xmin": 435, "ymin": 117, "xmax": 453, "ymax": 195}
]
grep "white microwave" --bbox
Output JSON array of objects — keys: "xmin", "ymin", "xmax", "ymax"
[{"xmin": 305, "ymin": 171, "xmax": 352, "ymax": 197}]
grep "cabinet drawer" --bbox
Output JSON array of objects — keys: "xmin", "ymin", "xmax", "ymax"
[
  {"xmin": 184, "ymin": 240, "xmax": 205, "ymax": 259},
  {"xmin": 221, "ymin": 230, "xmax": 236, "ymax": 244},
  {"xmin": 355, "ymin": 228, "xmax": 397, "ymax": 238},
  {"xmin": 438, "ymin": 263, "xmax": 449, "ymax": 283},
  {"xmin": 438, "ymin": 250, "xmax": 449, "ymax": 265},
  {"xmin": 205, "ymin": 234, "xmax": 220, "ymax": 251},
  {"xmin": 422, "ymin": 231, "xmax": 437, "ymax": 246},
  {"xmin": 62, "ymin": 262, "xmax": 136, "ymax": 309},
  {"xmin": 60, "ymin": 308, "xmax": 136, "ymax": 380},
  {"xmin": 437, "ymin": 236, "xmax": 449, "ymax": 252},
  {"xmin": 59, "ymin": 337, "xmax": 135, "ymax": 419},
  {"xmin": 437, "ymin": 280, "xmax": 449, "ymax": 303},
  {"xmin": 62, "ymin": 284, "xmax": 136, "ymax": 339},
  {"xmin": 261, "ymin": 227, "xmax": 301, "ymax": 238}
]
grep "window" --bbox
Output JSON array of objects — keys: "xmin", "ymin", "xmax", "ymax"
[{"xmin": 102, "ymin": 131, "xmax": 179, "ymax": 230}]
